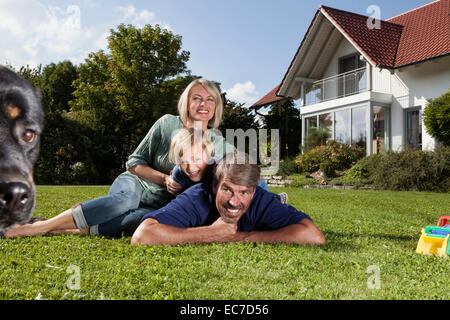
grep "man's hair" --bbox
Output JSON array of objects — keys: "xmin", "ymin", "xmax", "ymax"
[
  {"xmin": 169, "ymin": 127, "xmax": 215, "ymax": 165},
  {"xmin": 177, "ymin": 78, "xmax": 223, "ymax": 129},
  {"xmin": 213, "ymin": 151, "xmax": 260, "ymax": 188}
]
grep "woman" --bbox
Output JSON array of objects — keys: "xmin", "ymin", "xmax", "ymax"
[{"xmin": 4, "ymin": 79, "xmax": 232, "ymax": 238}]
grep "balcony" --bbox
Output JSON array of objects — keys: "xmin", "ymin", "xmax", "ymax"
[{"xmin": 305, "ymin": 67, "xmax": 367, "ymax": 106}]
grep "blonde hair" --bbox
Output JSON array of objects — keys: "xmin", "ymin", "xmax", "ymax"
[
  {"xmin": 169, "ymin": 127, "xmax": 215, "ymax": 165},
  {"xmin": 177, "ymin": 79, "xmax": 223, "ymax": 128}
]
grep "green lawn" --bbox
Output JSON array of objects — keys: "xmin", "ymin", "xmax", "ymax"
[{"xmin": 0, "ymin": 186, "xmax": 449, "ymax": 300}]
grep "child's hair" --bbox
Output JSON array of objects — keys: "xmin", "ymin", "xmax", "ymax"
[{"xmin": 169, "ymin": 127, "xmax": 215, "ymax": 165}]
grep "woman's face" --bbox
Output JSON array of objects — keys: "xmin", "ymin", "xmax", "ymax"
[{"xmin": 187, "ymin": 84, "xmax": 216, "ymax": 126}]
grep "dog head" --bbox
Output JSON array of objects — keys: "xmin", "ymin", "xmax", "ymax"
[{"xmin": 0, "ymin": 66, "xmax": 44, "ymax": 231}]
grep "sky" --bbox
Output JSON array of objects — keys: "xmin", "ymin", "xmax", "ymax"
[{"xmin": 0, "ymin": 0, "xmax": 433, "ymax": 107}]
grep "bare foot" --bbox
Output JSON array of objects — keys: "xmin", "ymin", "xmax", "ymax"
[{"xmin": 3, "ymin": 220, "xmax": 49, "ymax": 238}]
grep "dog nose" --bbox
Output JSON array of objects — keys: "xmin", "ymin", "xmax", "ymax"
[{"xmin": 0, "ymin": 182, "xmax": 31, "ymax": 212}]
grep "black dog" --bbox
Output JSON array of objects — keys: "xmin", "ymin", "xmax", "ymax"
[{"xmin": 0, "ymin": 66, "xmax": 44, "ymax": 231}]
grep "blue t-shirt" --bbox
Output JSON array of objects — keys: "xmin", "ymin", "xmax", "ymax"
[{"xmin": 141, "ymin": 182, "xmax": 311, "ymax": 232}]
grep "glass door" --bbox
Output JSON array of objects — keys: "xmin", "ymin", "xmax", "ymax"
[
  {"xmin": 406, "ymin": 109, "xmax": 422, "ymax": 149},
  {"xmin": 372, "ymin": 106, "xmax": 389, "ymax": 154}
]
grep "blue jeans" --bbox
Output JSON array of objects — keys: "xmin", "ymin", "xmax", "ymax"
[
  {"xmin": 72, "ymin": 173, "xmax": 149, "ymax": 236},
  {"xmin": 96, "ymin": 207, "xmax": 154, "ymax": 237}
]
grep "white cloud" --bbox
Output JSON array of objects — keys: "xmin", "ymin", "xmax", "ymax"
[
  {"xmin": 0, "ymin": 1, "xmax": 172, "ymax": 69},
  {"xmin": 225, "ymin": 81, "xmax": 260, "ymax": 107},
  {"xmin": 0, "ymin": 0, "xmax": 107, "ymax": 68},
  {"xmin": 116, "ymin": 5, "xmax": 172, "ymax": 31}
]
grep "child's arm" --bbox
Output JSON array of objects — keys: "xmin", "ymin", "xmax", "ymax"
[{"xmin": 171, "ymin": 165, "xmax": 195, "ymax": 189}]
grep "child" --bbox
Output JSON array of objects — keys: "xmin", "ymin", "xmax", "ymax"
[
  {"xmin": 169, "ymin": 127, "xmax": 215, "ymax": 188},
  {"xmin": 168, "ymin": 128, "xmax": 288, "ymax": 203}
]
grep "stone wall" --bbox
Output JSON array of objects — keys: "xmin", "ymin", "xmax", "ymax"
[{"xmin": 262, "ymin": 175, "xmax": 293, "ymax": 187}]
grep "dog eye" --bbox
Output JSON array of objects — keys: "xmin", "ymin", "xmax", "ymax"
[{"xmin": 21, "ymin": 130, "xmax": 36, "ymax": 143}]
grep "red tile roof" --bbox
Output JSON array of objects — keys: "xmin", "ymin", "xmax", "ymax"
[
  {"xmin": 320, "ymin": 6, "xmax": 403, "ymax": 68},
  {"xmin": 387, "ymin": 0, "xmax": 450, "ymax": 67},
  {"xmin": 321, "ymin": 0, "xmax": 449, "ymax": 68},
  {"xmin": 250, "ymin": 84, "xmax": 288, "ymax": 108}
]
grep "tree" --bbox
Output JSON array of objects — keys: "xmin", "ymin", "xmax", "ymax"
[
  {"xmin": 40, "ymin": 61, "xmax": 78, "ymax": 113},
  {"xmin": 68, "ymin": 24, "xmax": 192, "ymax": 183},
  {"xmin": 14, "ymin": 62, "xmax": 91, "ymax": 184},
  {"xmin": 14, "ymin": 64, "xmax": 42, "ymax": 88},
  {"xmin": 423, "ymin": 89, "xmax": 450, "ymax": 147},
  {"xmin": 219, "ymin": 96, "xmax": 258, "ymax": 134},
  {"xmin": 260, "ymin": 100, "xmax": 301, "ymax": 158}
]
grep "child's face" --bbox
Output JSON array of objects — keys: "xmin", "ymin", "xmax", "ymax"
[{"xmin": 179, "ymin": 144, "xmax": 210, "ymax": 182}]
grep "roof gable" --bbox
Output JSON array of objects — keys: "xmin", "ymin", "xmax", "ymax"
[{"xmin": 320, "ymin": 5, "xmax": 403, "ymax": 68}]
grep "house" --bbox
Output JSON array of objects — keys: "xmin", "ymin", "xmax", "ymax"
[{"xmin": 252, "ymin": 0, "xmax": 450, "ymax": 155}]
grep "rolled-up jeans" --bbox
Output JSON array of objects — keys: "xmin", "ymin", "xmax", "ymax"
[{"xmin": 71, "ymin": 173, "xmax": 149, "ymax": 236}]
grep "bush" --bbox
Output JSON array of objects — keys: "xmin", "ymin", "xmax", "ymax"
[
  {"xmin": 357, "ymin": 147, "xmax": 450, "ymax": 192},
  {"xmin": 320, "ymin": 160, "xmax": 335, "ymax": 178},
  {"xmin": 423, "ymin": 89, "xmax": 450, "ymax": 146},
  {"xmin": 343, "ymin": 163, "xmax": 370, "ymax": 180},
  {"xmin": 295, "ymin": 141, "xmax": 366, "ymax": 178},
  {"xmin": 276, "ymin": 157, "xmax": 300, "ymax": 176},
  {"xmin": 286, "ymin": 174, "xmax": 318, "ymax": 187}
]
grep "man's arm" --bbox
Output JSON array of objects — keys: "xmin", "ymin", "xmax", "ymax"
[
  {"xmin": 131, "ymin": 218, "xmax": 238, "ymax": 246},
  {"xmin": 236, "ymin": 218, "xmax": 326, "ymax": 245},
  {"xmin": 131, "ymin": 217, "xmax": 325, "ymax": 246}
]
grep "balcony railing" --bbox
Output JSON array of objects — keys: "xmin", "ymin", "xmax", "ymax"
[{"xmin": 305, "ymin": 67, "xmax": 367, "ymax": 105}]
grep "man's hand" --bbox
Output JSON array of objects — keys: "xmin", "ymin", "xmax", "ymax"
[
  {"xmin": 131, "ymin": 217, "xmax": 240, "ymax": 246},
  {"xmin": 210, "ymin": 217, "xmax": 239, "ymax": 242}
]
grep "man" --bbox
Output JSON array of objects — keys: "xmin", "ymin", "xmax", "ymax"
[{"xmin": 131, "ymin": 152, "xmax": 325, "ymax": 246}]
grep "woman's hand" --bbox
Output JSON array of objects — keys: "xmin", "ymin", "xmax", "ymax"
[{"xmin": 164, "ymin": 175, "xmax": 183, "ymax": 195}]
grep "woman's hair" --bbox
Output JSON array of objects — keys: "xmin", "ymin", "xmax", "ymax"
[
  {"xmin": 177, "ymin": 79, "xmax": 223, "ymax": 128},
  {"xmin": 169, "ymin": 127, "xmax": 215, "ymax": 165},
  {"xmin": 213, "ymin": 151, "xmax": 260, "ymax": 189}
]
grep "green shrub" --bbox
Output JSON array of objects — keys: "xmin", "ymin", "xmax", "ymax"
[
  {"xmin": 423, "ymin": 89, "xmax": 450, "ymax": 146},
  {"xmin": 287, "ymin": 174, "xmax": 317, "ymax": 187},
  {"xmin": 329, "ymin": 176, "xmax": 367, "ymax": 187},
  {"xmin": 276, "ymin": 157, "xmax": 300, "ymax": 176},
  {"xmin": 295, "ymin": 141, "xmax": 366, "ymax": 178},
  {"xmin": 357, "ymin": 147, "xmax": 450, "ymax": 192},
  {"xmin": 343, "ymin": 163, "xmax": 370, "ymax": 180},
  {"xmin": 320, "ymin": 160, "xmax": 335, "ymax": 178}
]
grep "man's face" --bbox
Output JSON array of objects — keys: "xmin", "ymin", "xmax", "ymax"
[{"xmin": 213, "ymin": 177, "xmax": 256, "ymax": 224}]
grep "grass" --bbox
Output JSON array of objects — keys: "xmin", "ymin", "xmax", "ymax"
[{"xmin": 0, "ymin": 185, "xmax": 449, "ymax": 300}]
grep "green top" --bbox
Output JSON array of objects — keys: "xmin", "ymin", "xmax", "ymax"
[{"xmin": 124, "ymin": 114, "xmax": 234, "ymax": 209}]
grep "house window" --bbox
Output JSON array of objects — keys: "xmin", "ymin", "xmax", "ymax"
[
  {"xmin": 338, "ymin": 54, "xmax": 366, "ymax": 97},
  {"xmin": 406, "ymin": 108, "xmax": 422, "ymax": 149},
  {"xmin": 352, "ymin": 107, "xmax": 367, "ymax": 150},
  {"xmin": 373, "ymin": 106, "xmax": 389, "ymax": 154},
  {"xmin": 334, "ymin": 109, "xmax": 350, "ymax": 144},
  {"xmin": 319, "ymin": 113, "xmax": 333, "ymax": 137},
  {"xmin": 305, "ymin": 116, "xmax": 317, "ymax": 134}
]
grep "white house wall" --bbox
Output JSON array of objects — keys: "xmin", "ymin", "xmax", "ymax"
[
  {"xmin": 392, "ymin": 55, "xmax": 450, "ymax": 150},
  {"xmin": 322, "ymin": 37, "xmax": 358, "ymax": 78}
]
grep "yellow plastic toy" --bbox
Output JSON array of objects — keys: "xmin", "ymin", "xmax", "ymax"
[{"xmin": 416, "ymin": 226, "xmax": 450, "ymax": 257}]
